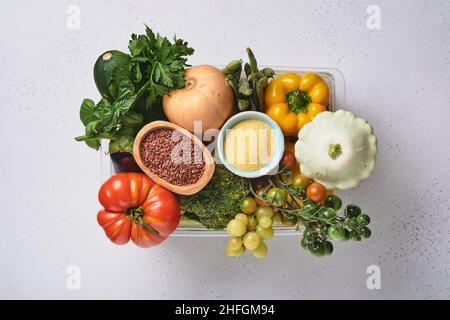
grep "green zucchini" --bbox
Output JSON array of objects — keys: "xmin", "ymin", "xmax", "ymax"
[{"xmin": 93, "ymin": 50, "xmax": 131, "ymax": 101}]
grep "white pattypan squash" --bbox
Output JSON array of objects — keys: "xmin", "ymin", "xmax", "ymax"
[{"xmin": 295, "ymin": 110, "xmax": 378, "ymax": 190}]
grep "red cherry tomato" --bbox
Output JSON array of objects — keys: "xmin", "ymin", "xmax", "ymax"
[
  {"xmin": 306, "ymin": 182, "xmax": 327, "ymax": 202},
  {"xmin": 282, "ymin": 151, "xmax": 297, "ymax": 170},
  {"xmin": 255, "ymin": 188, "xmax": 268, "ymax": 207}
]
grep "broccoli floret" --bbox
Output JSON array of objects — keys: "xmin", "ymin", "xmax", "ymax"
[{"xmin": 177, "ymin": 165, "xmax": 249, "ymax": 229}]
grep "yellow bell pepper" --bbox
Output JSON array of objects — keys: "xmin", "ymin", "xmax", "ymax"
[{"xmin": 265, "ymin": 72, "xmax": 329, "ymax": 136}]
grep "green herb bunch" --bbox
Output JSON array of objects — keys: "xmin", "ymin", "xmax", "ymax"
[
  {"xmin": 129, "ymin": 26, "xmax": 194, "ymax": 110},
  {"xmin": 75, "ymin": 26, "xmax": 194, "ymax": 153}
]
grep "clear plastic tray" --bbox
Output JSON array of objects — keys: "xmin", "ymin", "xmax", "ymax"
[{"xmin": 100, "ymin": 67, "xmax": 346, "ymax": 236}]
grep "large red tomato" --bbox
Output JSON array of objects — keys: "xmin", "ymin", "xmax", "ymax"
[{"xmin": 97, "ymin": 173, "xmax": 180, "ymax": 248}]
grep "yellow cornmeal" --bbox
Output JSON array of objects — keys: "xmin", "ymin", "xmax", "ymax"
[{"xmin": 224, "ymin": 120, "xmax": 276, "ymax": 171}]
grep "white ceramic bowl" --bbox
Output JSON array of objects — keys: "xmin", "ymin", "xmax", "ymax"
[{"xmin": 217, "ymin": 111, "xmax": 285, "ymax": 178}]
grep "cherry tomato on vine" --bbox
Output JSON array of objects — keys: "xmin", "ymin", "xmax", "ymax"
[
  {"xmin": 308, "ymin": 242, "xmax": 326, "ymax": 257},
  {"xmin": 360, "ymin": 227, "xmax": 372, "ymax": 238},
  {"xmin": 345, "ymin": 204, "xmax": 361, "ymax": 218},
  {"xmin": 344, "ymin": 217, "xmax": 357, "ymax": 227},
  {"xmin": 280, "ymin": 213, "xmax": 298, "ymax": 226},
  {"xmin": 324, "ymin": 195, "xmax": 342, "ymax": 210},
  {"xmin": 306, "ymin": 183, "xmax": 327, "ymax": 202},
  {"xmin": 349, "ymin": 230, "xmax": 361, "ymax": 241},
  {"xmin": 254, "ymin": 177, "xmax": 269, "ymax": 190},
  {"xmin": 292, "ymin": 174, "xmax": 311, "ymax": 191},
  {"xmin": 302, "ymin": 203, "xmax": 318, "ymax": 215},
  {"xmin": 342, "ymin": 229, "xmax": 350, "ymax": 241},
  {"xmin": 266, "ymin": 187, "xmax": 287, "ymax": 207},
  {"xmin": 327, "ymin": 225, "xmax": 346, "ymax": 240},
  {"xmin": 255, "ymin": 188, "xmax": 268, "ymax": 207},
  {"xmin": 323, "ymin": 241, "xmax": 333, "ymax": 256},
  {"xmin": 319, "ymin": 207, "xmax": 337, "ymax": 220},
  {"xmin": 303, "ymin": 228, "xmax": 318, "ymax": 243},
  {"xmin": 300, "ymin": 237, "xmax": 308, "ymax": 249},
  {"xmin": 357, "ymin": 214, "xmax": 371, "ymax": 226},
  {"xmin": 240, "ymin": 197, "xmax": 257, "ymax": 215},
  {"xmin": 282, "ymin": 151, "xmax": 297, "ymax": 170}
]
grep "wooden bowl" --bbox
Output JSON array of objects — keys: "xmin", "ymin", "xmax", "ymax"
[{"xmin": 133, "ymin": 121, "xmax": 215, "ymax": 195}]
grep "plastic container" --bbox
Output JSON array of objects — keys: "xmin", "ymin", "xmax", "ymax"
[{"xmin": 100, "ymin": 67, "xmax": 346, "ymax": 236}]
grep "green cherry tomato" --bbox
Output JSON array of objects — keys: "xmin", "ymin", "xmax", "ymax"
[
  {"xmin": 342, "ymin": 229, "xmax": 350, "ymax": 241},
  {"xmin": 280, "ymin": 214, "xmax": 298, "ymax": 226},
  {"xmin": 292, "ymin": 174, "xmax": 311, "ymax": 191},
  {"xmin": 309, "ymin": 242, "xmax": 326, "ymax": 257},
  {"xmin": 301, "ymin": 203, "xmax": 318, "ymax": 215},
  {"xmin": 324, "ymin": 195, "xmax": 342, "ymax": 211},
  {"xmin": 357, "ymin": 214, "xmax": 370, "ymax": 226},
  {"xmin": 303, "ymin": 228, "xmax": 318, "ymax": 244},
  {"xmin": 319, "ymin": 207, "xmax": 337, "ymax": 220},
  {"xmin": 344, "ymin": 217, "xmax": 357, "ymax": 227},
  {"xmin": 320, "ymin": 224, "xmax": 328, "ymax": 233},
  {"xmin": 266, "ymin": 188, "xmax": 287, "ymax": 207},
  {"xmin": 240, "ymin": 197, "xmax": 257, "ymax": 215},
  {"xmin": 360, "ymin": 227, "xmax": 372, "ymax": 239},
  {"xmin": 345, "ymin": 204, "xmax": 361, "ymax": 218},
  {"xmin": 300, "ymin": 237, "xmax": 308, "ymax": 249},
  {"xmin": 327, "ymin": 225, "xmax": 346, "ymax": 241},
  {"xmin": 349, "ymin": 230, "xmax": 361, "ymax": 241},
  {"xmin": 324, "ymin": 241, "xmax": 333, "ymax": 256}
]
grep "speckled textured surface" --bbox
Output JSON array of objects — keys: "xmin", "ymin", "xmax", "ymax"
[{"xmin": 0, "ymin": 0, "xmax": 449, "ymax": 299}]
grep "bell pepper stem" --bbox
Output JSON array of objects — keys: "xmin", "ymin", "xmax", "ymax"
[{"xmin": 286, "ymin": 89, "xmax": 311, "ymax": 113}]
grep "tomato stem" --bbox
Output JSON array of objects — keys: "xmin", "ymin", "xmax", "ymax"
[
  {"xmin": 141, "ymin": 221, "xmax": 160, "ymax": 236},
  {"xmin": 126, "ymin": 207, "xmax": 160, "ymax": 236},
  {"xmin": 127, "ymin": 206, "xmax": 145, "ymax": 221}
]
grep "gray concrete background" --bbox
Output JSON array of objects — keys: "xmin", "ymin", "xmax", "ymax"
[{"xmin": 0, "ymin": 0, "xmax": 449, "ymax": 299}]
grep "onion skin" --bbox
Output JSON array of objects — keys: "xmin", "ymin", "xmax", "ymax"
[{"xmin": 163, "ymin": 65, "xmax": 234, "ymax": 134}]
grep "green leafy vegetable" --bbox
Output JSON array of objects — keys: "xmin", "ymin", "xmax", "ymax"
[
  {"xmin": 75, "ymin": 26, "xmax": 194, "ymax": 153},
  {"xmin": 75, "ymin": 68, "xmax": 140, "ymax": 153},
  {"xmin": 177, "ymin": 165, "xmax": 249, "ymax": 230},
  {"xmin": 129, "ymin": 26, "xmax": 194, "ymax": 111}
]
